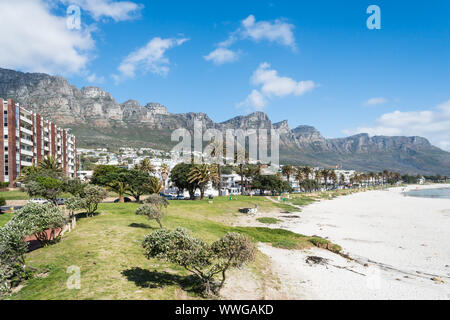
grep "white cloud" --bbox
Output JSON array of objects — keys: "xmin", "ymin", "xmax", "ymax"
[
  {"xmin": 238, "ymin": 89, "xmax": 267, "ymax": 110},
  {"xmin": 0, "ymin": 0, "xmax": 94, "ymax": 75},
  {"xmin": 365, "ymin": 97, "xmax": 388, "ymax": 106},
  {"xmin": 241, "ymin": 15, "xmax": 295, "ymax": 48},
  {"xmin": 343, "ymin": 100, "xmax": 450, "ymax": 151},
  {"xmin": 205, "ymin": 14, "xmax": 296, "ymax": 65},
  {"xmin": 203, "ymin": 48, "xmax": 239, "ymax": 65},
  {"xmin": 87, "ymin": 73, "xmax": 105, "ymax": 83},
  {"xmin": 60, "ymin": 0, "xmax": 143, "ymax": 22},
  {"xmin": 238, "ymin": 62, "xmax": 316, "ymax": 110},
  {"xmin": 114, "ymin": 37, "xmax": 189, "ymax": 82}
]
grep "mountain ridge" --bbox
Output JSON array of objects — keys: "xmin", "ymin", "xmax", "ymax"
[{"xmin": 1, "ymin": 67, "xmax": 449, "ymax": 175}]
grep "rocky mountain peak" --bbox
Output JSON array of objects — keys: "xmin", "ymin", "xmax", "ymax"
[
  {"xmin": 0, "ymin": 67, "xmax": 449, "ymax": 175},
  {"xmin": 144, "ymin": 102, "xmax": 169, "ymax": 115}
]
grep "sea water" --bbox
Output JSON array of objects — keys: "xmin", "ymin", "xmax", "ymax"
[{"xmin": 405, "ymin": 187, "xmax": 450, "ymax": 199}]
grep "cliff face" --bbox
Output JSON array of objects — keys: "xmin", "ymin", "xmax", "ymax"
[{"xmin": 1, "ymin": 67, "xmax": 449, "ymax": 175}]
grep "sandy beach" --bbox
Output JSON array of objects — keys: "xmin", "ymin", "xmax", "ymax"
[{"xmin": 259, "ymin": 185, "xmax": 450, "ymax": 300}]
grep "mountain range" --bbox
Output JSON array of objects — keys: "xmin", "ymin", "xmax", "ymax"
[{"xmin": 1, "ymin": 67, "xmax": 449, "ymax": 175}]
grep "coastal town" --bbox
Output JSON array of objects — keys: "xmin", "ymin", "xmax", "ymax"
[{"xmin": 1, "ymin": 0, "xmax": 449, "ymax": 308}]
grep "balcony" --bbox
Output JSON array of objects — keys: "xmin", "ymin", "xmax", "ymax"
[
  {"xmin": 21, "ymin": 160, "xmax": 33, "ymax": 167},
  {"xmin": 21, "ymin": 138, "xmax": 33, "ymax": 146},
  {"xmin": 20, "ymin": 116, "xmax": 33, "ymax": 125},
  {"xmin": 21, "ymin": 149, "xmax": 33, "ymax": 157},
  {"xmin": 20, "ymin": 127, "xmax": 33, "ymax": 136}
]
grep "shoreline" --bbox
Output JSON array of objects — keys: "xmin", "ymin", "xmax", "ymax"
[{"xmin": 261, "ymin": 184, "xmax": 450, "ymax": 300}]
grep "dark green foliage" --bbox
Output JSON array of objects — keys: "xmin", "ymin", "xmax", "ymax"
[
  {"xmin": 251, "ymin": 174, "xmax": 292, "ymax": 195},
  {"xmin": 170, "ymin": 163, "xmax": 198, "ymax": 199},
  {"xmin": 142, "ymin": 228, "xmax": 255, "ymax": 296}
]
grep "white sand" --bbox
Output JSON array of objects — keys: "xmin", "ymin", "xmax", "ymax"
[{"xmin": 260, "ymin": 185, "xmax": 450, "ymax": 300}]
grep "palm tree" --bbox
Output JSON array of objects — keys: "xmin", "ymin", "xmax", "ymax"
[
  {"xmin": 320, "ymin": 169, "xmax": 330, "ymax": 190},
  {"xmin": 209, "ymin": 140, "xmax": 224, "ymax": 196},
  {"xmin": 159, "ymin": 163, "xmax": 170, "ymax": 190},
  {"xmin": 294, "ymin": 169, "xmax": 305, "ymax": 191},
  {"xmin": 339, "ymin": 173, "xmax": 346, "ymax": 187},
  {"xmin": 314, "ymin": 170, "xmax": 323, "ymax": 191},
  {"xmin": 234, "ymin": 149, "xmax": 248, "ymax": 195},
  {"xmin": 281, "ymin": 165, "xmax": 295, "ymax": 187},
  {"xmin": 368, "ymin": 172, "xmax": 376, "ymax": 187},
  {"xmin": 329, "ymin": 171, "xmax": 337, "ymax": 189},
  {"xmin": 146, "ymin": 177, "xmax": 164, "ymax": 194},
  {"xmin": 382, "ymin": 170, "xmax": 389, "ymax": 186},
  {"xmin": 188, "ymin": 164, "xmax": 219, "ymax": 200},
  {"xmin": 301, "ymin": 166, "xmax": 313, "ymax": 180},
  {"xmin": 243, "ymin": 163, "xmax": 261, "ymax": 192},
  {"xmin": 137, "ymin": 158, "xmax": 156, "ymax": 175},
  {"xmin": 39, "ymin": 155, "xmax": 61, "ymax": 172}
]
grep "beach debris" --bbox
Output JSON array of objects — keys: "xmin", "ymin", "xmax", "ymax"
[
  {"xmin": 239, "ymin": 204, "xmax": 258, "ymax": 215},
  {"xmin": 431, "ymin": 277, "xmax": 445, "ymax": 284},
  {"xmin": 306, "ymin": 256, "xmax": 329, "ymax": 266}
]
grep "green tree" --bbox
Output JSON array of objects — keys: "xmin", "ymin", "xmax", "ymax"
[
  {"xmin": 170, "ymin": 163, "xmax": 198, "ymax": 199},
  {"xmin": 92, "ymin": 165, "xmax": 130, "ymax": 203},
  {"xmin": 80, "ymin": 185, "xmax": 108, "ymax": 216},
  {"xmin": 0, "ymin": 222, "xmax": 29, "ymax": 294},
  {"xmin": 142, "ymin": 228, "xmax": 255, "ymax": 296},
  {"xmin": 38, "ymin": 155, "xmax": 62, "ymax": 173},
  {"xmin": 136, "ymin": 204, "xmax": 165, "ymax": 228},
  {"xmin": 25, "ymin": 175, "xmax": 64, "ymax": 205},
  {"xmin": 11, "ymin": 203, "xmax": 67, "ymax": 246},
  {"xmin": 126, "ymin": 169, "xmax": 152, "ymax": 202},
  {"xmin": 281, "ymin": 165, "xmax": 295, "ymax": 186},
  {"xmin": 251, "ymin": 175, "xmax": 292, "ymax": 195},
  {"xmin": 63, "ymin": 179, "xmax": 86, "ymax": 196},
  {"xmin": 136, "ymin": 158, "xmax": 156, "ymax": 175},
  {"xmin": 300, "ymin": 179, "xmax": 319, "ymax": 193},
  {"xmin": 188, "ymin": 164, "xmax": 219, "ymax": 200}
]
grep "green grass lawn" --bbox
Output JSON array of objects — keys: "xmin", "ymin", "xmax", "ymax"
[
  {"xmin": 0, "ymin": 190, "xmax": 74, "ymax": 201},
  {"xmin": 0, "ymin": 212, "xmax": 14, "ymax": 227},
  {"xmin": 3, "ymin": 196, "xmax": 337, "ymax": 300},
  {"xmin": 256, "ymin": 217, "xmax": 281, "ymax": 224},
  {"xmin": 0, "ymin": 190, "xmax": 30, "ymax": 200}
]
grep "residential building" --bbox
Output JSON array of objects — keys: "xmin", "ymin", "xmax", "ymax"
[{"xmin": 0, "ymin": 98, "xmax": 77, "ymax": 186}]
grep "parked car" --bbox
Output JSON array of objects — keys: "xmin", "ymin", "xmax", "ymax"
[
  {"xmin": 176, "ymin": 194, "xmax": 185, "ymax": 200},
  {"xmin": 113, "ymin": 197, "xmax": 132, "ymax": 203},
  {"xmin": 55, "ymin": 198, "xmax": 66, "ymax": 205},
  {"xmin": 28, "ymin": 198, "xmax": 50, "ymax": 205}
]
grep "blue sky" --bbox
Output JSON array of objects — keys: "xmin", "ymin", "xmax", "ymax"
[{"xmin": 0, "ymin": 0, "xmax": 449, "ymax": 149}]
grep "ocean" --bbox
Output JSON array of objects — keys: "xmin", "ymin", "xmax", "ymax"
[{"xmin": 405, "ymin": 187, "xmax": 450, "ymax": 199}]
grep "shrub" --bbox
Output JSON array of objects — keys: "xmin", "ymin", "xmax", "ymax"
[
  {"xmin": 80, "ymin": 185, "xmax": 108, "ymax": 217},
  {"xmin": 144, "ymin": 194, "xmax": 169, "ymax": 210},
  {"xmin": 0, "ymin": 196, "xmax": 6, "ymax": 207},
  {"xmin": 24, "ymin": 176, "xmax": 63, "ymax": 204},
  {"xmin": 63, "ymin": 179, "xmax": 86, "ymax": 196},
  {"xmin": 65, "ymin": 196, "xmax": 84, "ymax": 218},
  {"xmin": 0, "ymin": 222, "xmax": 30, "ymax": 294},
  {"xmin": 142, "ymin": 228, "xmax": 256, "ymax": 296},
  {"xmin": 11, "ymin": 203, "xmax": 67, "ymax": 246},
  {"xmin": 136, "ymin": 204, "xmax": 164, "ymax": 228},
  {"xmin": 0, "ymin": 182, "xmax": 9, "ymax": 190}
]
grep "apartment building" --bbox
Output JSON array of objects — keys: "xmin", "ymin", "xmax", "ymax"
[{"xmin": 0, "ymin": 98, "xmax": 77, "ymax": 186}]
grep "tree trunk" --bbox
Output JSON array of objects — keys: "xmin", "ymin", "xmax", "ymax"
[
  {"xmin": 119, "ymin": 194, "xmax": 124, "ymax": 203},
  {"xmin": 217, "ymin": 163, "xmax": 221, "ymax": 196},
  {"xmin": 240, "ymin": 164, "xmax": 244, "ymax": 195},
  {"xmin": 200, "ymin": 187, "xmax": 205, "ymax": 200}
]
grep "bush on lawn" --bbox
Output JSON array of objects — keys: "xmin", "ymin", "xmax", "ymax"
[
  {"xmin": 11, "ymin": 203, "xmax": 67, "ymax": 246},
  {"xmin": 136, "ymin": 204, "xmax": 164, "ymax": 228},
  {"xmin": 142, "ymin": 228, "xmax": 256, "ymax": 296},
  {"xmin": 0, "ymin": 222, "xmax": 30, "ymax": 295}
]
